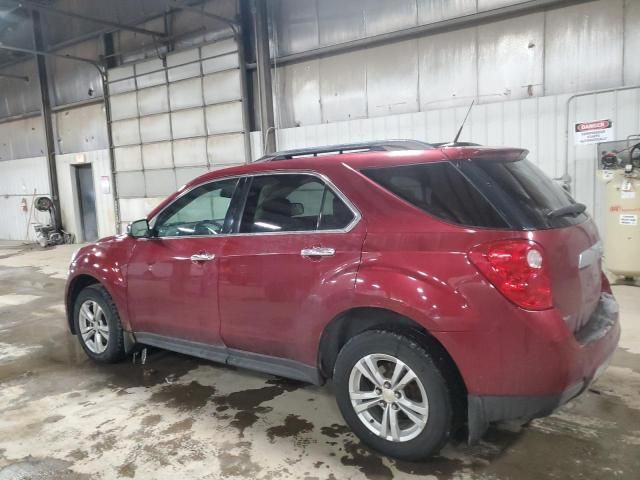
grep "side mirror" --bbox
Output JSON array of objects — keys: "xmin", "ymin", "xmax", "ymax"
[{"xmin": 128, "ymin": 218, "xmax": 151, "ymax": 238}]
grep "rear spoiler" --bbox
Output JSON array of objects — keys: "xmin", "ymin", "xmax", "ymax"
[{"xmin": 441, "ymin": 147, "xmax": 529, "ymax": 162}]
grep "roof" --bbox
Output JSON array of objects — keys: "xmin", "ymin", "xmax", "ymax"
[
  {"xmin": 147, "ymin": 141, "xmax": 529, "ymax": 220},
  {"xmin": 183, "ymin": 142, "xmax": 529, "ymax": 188}
]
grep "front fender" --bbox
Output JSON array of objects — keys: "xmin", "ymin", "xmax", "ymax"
[{"xmin": 66, "ymin": 235, "xmax": 135, "ymax": 331}]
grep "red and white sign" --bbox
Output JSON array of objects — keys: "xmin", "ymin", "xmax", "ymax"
[{"xmin": 574, "ymin": 119, "xmax": 614, "ymax": 145}]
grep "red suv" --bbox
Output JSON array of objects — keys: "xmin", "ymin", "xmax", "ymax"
[{"xmin": 65, "ymin": 141, "xmax": 620, "ymax": 460}]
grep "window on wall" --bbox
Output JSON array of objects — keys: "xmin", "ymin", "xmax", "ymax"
[
  {"xmin": 153, "ymin": 178, "xmax": 238, "ymax": 237},
  {"xmin": 239, "ymin": 174, "xmax": 355, "ymax": 233}
]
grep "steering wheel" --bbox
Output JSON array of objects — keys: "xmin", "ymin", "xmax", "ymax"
[{"xmin": 194, "ymin": 219, "xmax": 224, "ymax": 235}]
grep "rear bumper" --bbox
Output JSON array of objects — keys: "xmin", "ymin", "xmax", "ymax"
[
  {"xmin": 464, "ymin": 293, "xmax": 620, "ymax": 442},
  {"xmin": 467, "ymin": 346, "xmax": 614, "ymax": 442}
]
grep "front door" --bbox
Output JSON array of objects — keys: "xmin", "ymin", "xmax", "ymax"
[
  {"xmin": 219, "ymin": 173, "xmax": 365, "ymax": 364},
  {"xmin": 127, "ymin": 178, "xmax": 239, "ymax": 345}
]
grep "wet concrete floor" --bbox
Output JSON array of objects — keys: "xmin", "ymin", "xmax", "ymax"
[{"xmin": 0, "ymin": 243, "xmax": 639, "ymax": 479}]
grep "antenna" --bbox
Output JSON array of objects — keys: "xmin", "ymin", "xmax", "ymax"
[{"xmin": 452, "ymin": 100, "xmax": 475, "ymax": 144}]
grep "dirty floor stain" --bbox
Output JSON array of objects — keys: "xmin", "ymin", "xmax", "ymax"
[{"xmin": 0, "ymin": 243, "xmax": 640, "ymax": 479}]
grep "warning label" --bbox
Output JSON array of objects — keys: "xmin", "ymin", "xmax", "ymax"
[
  {"xmin": 574, "ymin": 119, "xmax": 614, "ymax": 145},
  {"xmin": 620, "ymin": 214, "xmax": 638, "ymax": 226}
]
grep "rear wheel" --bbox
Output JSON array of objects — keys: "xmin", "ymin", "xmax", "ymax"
[
  {"xmin": 333, "ymin": 330, "xmax": 452, "ymax": 460},
  {"xmin": 73, "ymin": 284, "xmax": 126, "ymax": 363}
]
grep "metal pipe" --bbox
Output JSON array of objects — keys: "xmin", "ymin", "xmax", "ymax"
[
  {"xmin": 246, "ymin": 0, "xmax": 594, "ymax": 70},
  {"xmin": 252, "ymin": 0, "xmax": 275, "ymax": 154},
  {"xmin": 16, "ymin": 0, "xmax": 168, "ymax": 38},
  {"xmin": 562, "ymin": 84, "xmax": 640, "ymax": 190},
  {"xmin": 0, "ymin": 42, "xmax": 101, "ymax": 66},
  {"xmin": 0, "ymin": 72, "xmax": 29, "ymax": 82},
  {"xmin": 168, "ymin": 0, "xmax": 239, "ymax": 34},
  {"xmin": 31, "ymin": 10, "xmax": 63, "ymax": 231}
]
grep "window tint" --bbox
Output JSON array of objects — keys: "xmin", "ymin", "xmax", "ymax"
[
  {"xmin": 362, "ymin": 162, "xmax": 508, "ymax": 228},
  {"xmin": 457, "ymin": 158, "xmax": 587, "ymax": 229},
  {"xmin": 239, "ymin": 174, "xmax": 355, "ymax": 233},
  {"xmin": 319, "ymin": 188, "xmax": 356, "ymax": 230},
  {"xmin": 154, "ymin": 178, "xmax": 238, "ymax": 237}
]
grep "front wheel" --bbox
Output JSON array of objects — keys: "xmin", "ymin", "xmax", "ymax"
[
  {"xmin": 333, "ymin": 330, "xmax": 452, "ymax": 460},
  {"xmin": 73, "ymin": 284, "xmax": 127, "ymax": 363}
]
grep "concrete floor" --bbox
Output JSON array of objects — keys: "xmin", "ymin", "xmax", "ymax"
[{"xmin": 0, "ymin": 242, "xmax": 639, "ymax": 480}]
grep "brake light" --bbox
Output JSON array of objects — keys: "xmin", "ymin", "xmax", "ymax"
[{"xmin": 468, "ymin": 240, "xmax": 552, "ymax": 310}]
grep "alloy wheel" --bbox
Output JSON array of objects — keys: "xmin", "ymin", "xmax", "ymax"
[
  {"xmin": 348, "ymin": 353, "xmax": 429, "ymax": 442},
  {"xmin": 78, "ymin": 300, "xmax": 109, "ymax": 354}
]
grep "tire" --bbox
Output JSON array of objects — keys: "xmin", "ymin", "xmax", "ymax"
[
  {"xmin": 333, "ymin": 330, "xmax": 452, "ymax": 461},
  {"xmin": 73, "ymin": 284, "xmax": 127, "ymax": 363}
]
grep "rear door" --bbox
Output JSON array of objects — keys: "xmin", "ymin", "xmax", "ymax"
[{"xmin": 219, "ymin": 172, "xmax": 365, "ymax": 362}]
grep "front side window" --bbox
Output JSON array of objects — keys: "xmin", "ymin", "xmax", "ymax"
[
  {"xmin": 154, "ymin": 178, "xmax": 238, "ymax": 237},
  {"xmin": 239, "ymin": 174, "xmax": 355, "ymax": 233}
]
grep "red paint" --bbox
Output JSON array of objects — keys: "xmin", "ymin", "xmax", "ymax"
[{"xmin": 66, "ymin": 146, "xmax": 619, "ymax": 400}]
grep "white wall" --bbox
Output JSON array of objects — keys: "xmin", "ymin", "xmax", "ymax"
[
  {"xmin": 0, "ymin": 156, "xmax": 51, "ymax": 241},
  {"xmin": 56, "ymin": 150, "xmax": 116, "ymax": 242}
]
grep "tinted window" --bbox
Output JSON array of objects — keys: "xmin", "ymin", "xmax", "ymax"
[
  {"xmin": 239, "ymin": 174, "xmax": 354, "ymax": 233},
  {"xmin": 362, "ymin": 162, "xmax": 508, "ymax": 228},
  {"xmin": 154, "ymin": 178, "xmax": 238, "ymax": 237},
  {"xmin": 457, "ymin": 158, "xmax": 587, "ymax": 229}
]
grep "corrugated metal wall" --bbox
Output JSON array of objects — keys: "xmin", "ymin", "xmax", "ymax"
[
  {"xmin": 253, "ymin": 87, "xmax": 640, "ymax": 234},
  {"xmin": 0, "ymin": 156, "xmax": 51, "ymax": 241},
  {"xmin": 1, "ymin": 0, "xmax": 639, "ymax": 242},
  {"xmin": 107, "ymin": 36, "xmax": 249, "ymax": 232},
  {"xmin": 0, "ymin": 60, "xmax": 41, "ymax": 118},
  {"xmin": 271, "ymin": 0, "xmax": 638, "ymax": 129}
]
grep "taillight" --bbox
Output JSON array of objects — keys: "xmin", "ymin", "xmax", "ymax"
[{"xmin": 468, "ymin": 240, "xmax": 552, "ymax": 310}]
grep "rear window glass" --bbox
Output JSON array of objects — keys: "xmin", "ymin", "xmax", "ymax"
[
  {"xmin": 362, "ymin": 159, "xmax": 587, "ymax": 230},
  {"xmin": 361, "ymin": 162, "xmax": 509, "ymax": 229},
  {"xmin": 456, "ymin": 158, "xmax": 587, "ymax": 229}
]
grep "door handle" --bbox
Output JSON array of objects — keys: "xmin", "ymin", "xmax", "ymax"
[
  {"xmin": 190, "ymin": 252, "xmax": 215, "ymax": 262},
  {"xmin": 300, "ymin": 247, "xmax": 335, "ymax": 257}
]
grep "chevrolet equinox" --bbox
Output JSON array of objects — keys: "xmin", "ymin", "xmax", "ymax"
[{"xmin": 65, "ymin": 141, "xmax": 620, "ymax": 460}]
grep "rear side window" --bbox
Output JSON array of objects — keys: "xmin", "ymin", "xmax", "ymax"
[
  {"xmin": 239, "ymin": 174, "xmax": 355, "ymax": 233},
  {"xmin": 456, "ymin": 158, "xmax": 587, "ymax": 229},
  {"xmin": 361, "ymin": 162, "xmax": 509, "ymax": 228}
]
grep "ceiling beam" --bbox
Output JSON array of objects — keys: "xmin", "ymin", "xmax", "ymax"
[{"xmin": 15, "ymin": 0, "xmax": 168, "ymax": 38}]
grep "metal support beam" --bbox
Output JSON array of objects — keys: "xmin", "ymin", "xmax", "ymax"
[
  {"xmin": 236, "ymin": 3, "xmax": 253, "ymax": 164},
  {"xmin": 31, "ymin": 10, "xmax": 62, "ymax": 230},
  {"xmin": 252, "ymin": 0, "xmax": 275, "ymax": 155},
  {"xmin": 246, "ymin": 0, "xmax": 594, "ymax": 69},
  {"xmin": 16, "ymin": 0, "xmax": 168, "ymax": 38},
  {"xmin": 0, "ymin": 71, "xmax": 29, "ymax": 82}
]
